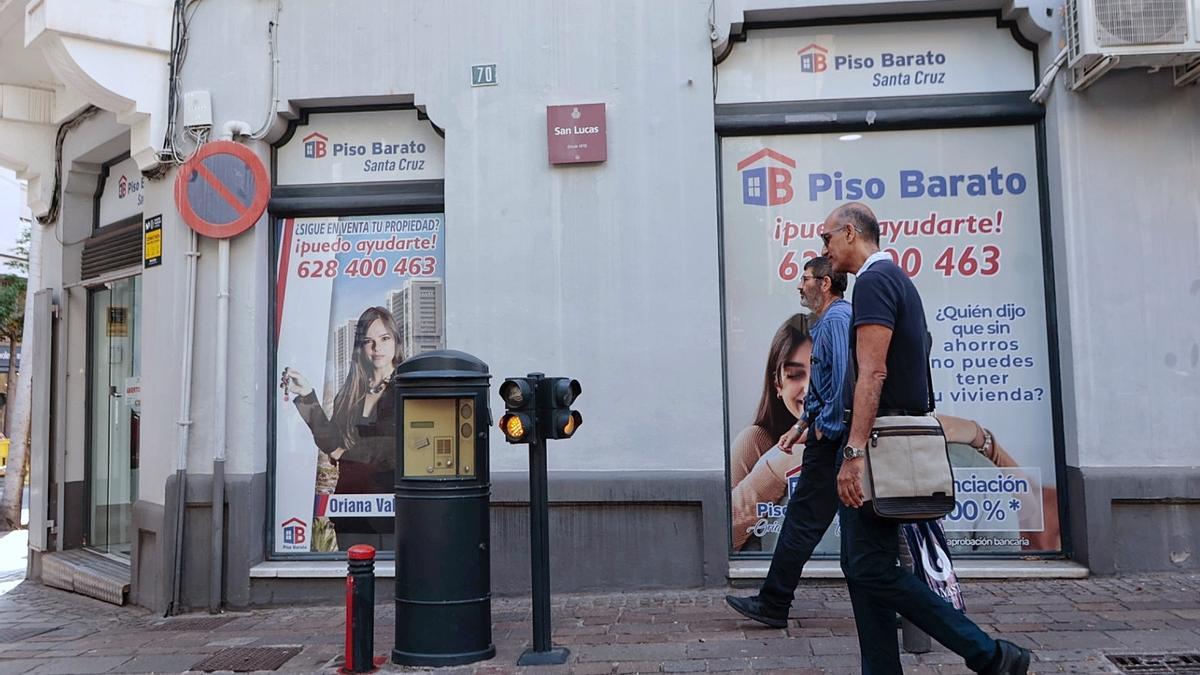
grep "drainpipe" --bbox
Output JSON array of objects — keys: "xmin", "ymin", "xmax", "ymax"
[
  {"xmin": 210, "ymin": 235, "xmax": 228, "ymax": 614},
  {"xmin": 168, "ymin": 230, "xmax": 199, "ymax": 616},
  {"xmin": 209, "ymin": 119, "xmax": 252, "ymax": 614}
]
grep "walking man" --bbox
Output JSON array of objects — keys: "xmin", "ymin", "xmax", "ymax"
[
  {"xmin": 726, "ymin": 256, "xmax": 851, "ymax": 627},
  {"xmin": 822, "ymin": 202, "xmax": 1030, "ymax": 674}
]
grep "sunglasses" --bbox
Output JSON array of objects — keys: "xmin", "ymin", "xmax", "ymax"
[{"xmin": 819, "ymin": 223, "xmax": 860, "ymax": 247}]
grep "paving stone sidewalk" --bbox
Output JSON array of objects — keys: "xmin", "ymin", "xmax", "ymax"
[{"xmin": 2, "ymin": 573, "xmax": 1200, "ymax": 674}]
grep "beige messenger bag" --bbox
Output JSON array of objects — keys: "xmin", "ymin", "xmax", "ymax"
[{"xmin": 860, "ymin": 414, "xmax": 956, "ymax": 522}]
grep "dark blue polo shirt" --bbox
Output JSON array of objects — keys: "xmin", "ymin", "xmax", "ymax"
[{"xmin": 847, "ymin": 259, "xmax": 931, "ymax": 414}]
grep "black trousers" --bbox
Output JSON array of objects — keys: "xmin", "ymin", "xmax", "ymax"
[
  {"xmin": 836, "ymin": 451, "xmax": 996, "ymax": 674},
  {"xmin": 757, "ymin": 430, "xmax": 841, "ymax": 612}
]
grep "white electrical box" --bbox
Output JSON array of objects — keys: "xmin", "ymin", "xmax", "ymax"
[{"xmin": 183, "ymin": 90, "xmax": 213, "ymax": 128}]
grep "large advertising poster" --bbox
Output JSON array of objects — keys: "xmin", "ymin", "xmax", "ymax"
[
  {"xmin": 722, "ymin": 126, "xmax": 1060, "ymax": 556},
  {"xmin": 273, "ymin": 214, "xmax": 446, "ymax": 554}
]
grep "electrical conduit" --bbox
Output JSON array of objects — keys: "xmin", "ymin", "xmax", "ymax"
[{"xmin": 169, "ymin": 230, "xmax": 199, "ymax": 616}]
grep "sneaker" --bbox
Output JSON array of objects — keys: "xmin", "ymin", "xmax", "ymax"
[
  {"xmin": 984, "ymin": 639, "xmax": 1031, "ymax": 675},
  {"xmin": 724, "ymin": 594, "xmax": 788, "ymax": 628}
]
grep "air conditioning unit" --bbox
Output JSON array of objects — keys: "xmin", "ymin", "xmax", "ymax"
[{"xmin": 1065, "ymin": 0, "xmax": 1200, "ymax": 89}]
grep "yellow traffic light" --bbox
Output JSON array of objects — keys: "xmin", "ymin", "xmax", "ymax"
[
  {"xmin": 503, "ymin": 414, "xmax": 524, "ymax": 439},
  {"xmin": 499, "ymin": 412, "xmax": 533, "ymax": 443},
  {"xmin": 562, "ymin": 411, "xmax": 581, "ymax": 437}
]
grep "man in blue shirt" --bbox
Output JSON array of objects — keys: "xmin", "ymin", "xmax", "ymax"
[
  {"xmin": 726, "ymin": 256, "xmax": 851, "ymax": 628},
  {"xmin": 823, "ymin": 201, "xmax": 1030, "ymax": 674}
]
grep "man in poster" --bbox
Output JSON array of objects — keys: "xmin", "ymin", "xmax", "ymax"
[
  {"xmin": 726, "ymin": 256, "xmax": 851, "ymax": 627},
  {"xmin": 824, "ymin": 202, "xmax": 1030, "ymax": 674}
]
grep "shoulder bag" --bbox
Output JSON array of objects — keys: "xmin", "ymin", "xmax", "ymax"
[{"xmin": 860, "ymin": 334, "xmax": 955, "ymax": 521}]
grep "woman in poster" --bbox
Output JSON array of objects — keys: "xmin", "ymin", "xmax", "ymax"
[
  {"xmin": 729, "ymin": 312, "xmax": 1057, "ymax": 552},
  {"xmin": 730, "ymin": 314, "xmax": 812, "ymax": 551},
  {"xmin": 734, "ymin": 408, "xmax": 1058, "ymax": 552},
  {"xmin": 280, "ymin": 306, "xmax": 404, "ymax": 550}
]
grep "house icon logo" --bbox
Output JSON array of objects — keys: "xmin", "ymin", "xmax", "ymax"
[
  {"xmin": 303, "ymin": 132, "xmax": 328, "ymax": 159},
  {"xmin": 118, "ymin": 175, "xmax": 128, "ymax": 198},
  {"xmin": 281, "ymin": 517, "xmax": 307, "ymax": 545},
  {"xmin": 736, "ymin": 148, "xmax": 796, "ymax": 206},
  {"xmin": 786, "ymin": 464, "xmax": 803, "ymax": 502},
  {"xmin": 797, "ymin": 43, "xmax": 829, "ymax": 73}
]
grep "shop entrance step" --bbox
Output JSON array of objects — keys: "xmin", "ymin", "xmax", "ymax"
[{"xmin": 41, "ymin": 548, "xmax": 129, "ymax": 605}]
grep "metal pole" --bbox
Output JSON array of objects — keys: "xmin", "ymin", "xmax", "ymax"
[
  {"xmin": 345, "ymin": 545, "xmax": 376, "ymax": 673},
  {"xmin": 517, "ymin": 373, "xmax": 568, "ymax": 666},
  {"xmin": 529, "ymin": 437, "xmax": 550, "ymax": 652},
  {"xmin": 210, "ymin": 238, "xmax": 229, "ymax": 614}
]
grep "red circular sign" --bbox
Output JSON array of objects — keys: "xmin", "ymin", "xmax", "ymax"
[{"xmin": 174, "ymin": 140, "xmax": 270, "ymax": 239}]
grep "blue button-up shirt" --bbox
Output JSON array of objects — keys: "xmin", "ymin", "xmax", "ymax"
[{"xmin": 803, "ymin": 298, "xmax": 852, "ymax": 439}]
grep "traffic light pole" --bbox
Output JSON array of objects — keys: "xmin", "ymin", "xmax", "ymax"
[{"xmin": 518, "ymin": 376, "xmax": 569, "ymax": 666}]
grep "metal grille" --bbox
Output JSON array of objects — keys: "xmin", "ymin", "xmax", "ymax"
[
  {"xmin": 1068, "ymin": 0, "xmax": 1084, "ymax": 62},
  {"xmin": 80, "ymin": 221, "xmax": 142, "ymax": 279},
  {"xmin": 1095, "ymin": 0, "xmax": 1188, "ymax": 46},
  {"xmin": 192, "ymin": 646, "xmax": 302, "ymax": 672},
  {"xmin": 1107, "ymin": 654, "xmax": 1200, "ymax": 674},
  {"xmin": 40, "ymin": 549, "xmax": 129, "ymax": 605},
  {"xmin": 149, "ymin": 616, "xmax": 235, "ymax": 631}
]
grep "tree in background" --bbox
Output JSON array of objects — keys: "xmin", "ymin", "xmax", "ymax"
[
  {"xmin": 0, "ymin": 223, "xmax": 27, "ymax": 434},
  {"xmin": 0, "ymin": 222, "xmax": 30, "ymax": 530},
  {"xmin": 0, "ymin": 274, "xmax": 25, "ymax": 435}
]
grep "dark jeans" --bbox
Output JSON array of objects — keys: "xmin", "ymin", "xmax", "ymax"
[
  {"xmin": 757, "ymin": 431, "xmax": 840, "ymax": 612},
  {"xmin": 836, "ymin": 453, "xmax": 997, "ymax": 674}
]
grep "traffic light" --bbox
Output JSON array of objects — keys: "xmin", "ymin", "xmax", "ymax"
[
  {"xmin": 498, "ymin": 378, "xmax": 537, "ymax": 443},
  {"xmin": 497, "ymin": 375, "xmax": 583, "ymax": 443},
  {"xmin": 540, "ymin": 378, "xmax": 582, "ymax": 440}
]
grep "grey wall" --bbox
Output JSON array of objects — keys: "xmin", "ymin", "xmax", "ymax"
[
  {"xmin": 490, "ymin": 471, "xmax": 728, "ymax": 593},
  {"xmin": 1043, "ymin": 64, "xmax": 1200, "ymax": 470},
  {"xmin": 1067, "ymin": 466, "xmax": 1200, "ymax": 575},
  {"xmin": 131, "ymin": 499, "xmax": 163, "ymax": 609},
  {"xmin": 1038, "ymin": 27, "xmax": 1200, "ymax": 571},
  {"xmin": 251, "ymin": 470, "xmax": 727, "ymax": 606},
  {"xmin": 182, "ymin": 0, "xmax": 727, "ymax": 475},
  {"xmin": 156, "ymin": 472, "xmax": 267, "ymax": 614}
]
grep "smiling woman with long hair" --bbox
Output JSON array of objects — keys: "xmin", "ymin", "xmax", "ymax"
[
  {"xmin": 281, "ymin": 306, "xmax": 405, "ymax": 550},
  {"xmin": 729, "ymin": 313, "xmax": 812, "ymax": 551}
]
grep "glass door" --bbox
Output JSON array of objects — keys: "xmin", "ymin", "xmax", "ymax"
[{"xmin": 88, "ymin": 276, "xmax": 141, "ymax": 556}]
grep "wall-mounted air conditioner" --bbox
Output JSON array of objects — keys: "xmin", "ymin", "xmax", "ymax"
[{"xmin": 1065, "ymin": 0, "xmax": 1200, "ymax": 89}]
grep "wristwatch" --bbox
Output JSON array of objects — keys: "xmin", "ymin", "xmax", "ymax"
[{"xmin": 842, "ymin": 445, "xmax": 865, "ymax": 460}]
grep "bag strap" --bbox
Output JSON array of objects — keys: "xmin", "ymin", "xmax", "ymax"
[{"xmin": 925, "ymin": 330, "xmax": 936, "ymax": 413}]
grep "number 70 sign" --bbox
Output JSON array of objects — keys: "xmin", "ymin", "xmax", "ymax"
[{"xmin": 471, "ymin": 64, "xmax": 497, "ymax": 87}]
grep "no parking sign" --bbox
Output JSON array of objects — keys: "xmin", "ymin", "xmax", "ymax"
[{"xmin": 174, "ymin": 141, "xmax": 270, "ymax": 239}]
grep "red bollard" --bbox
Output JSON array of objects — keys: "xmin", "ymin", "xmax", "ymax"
[{"xmin": 342, "ymin": 545, "xmax": 377, "ymax": 674}]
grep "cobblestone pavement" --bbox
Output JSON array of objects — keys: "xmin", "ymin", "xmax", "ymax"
[{"xmin": 1, "ymin": 573, "xmax": 1199, "ymax": 673}]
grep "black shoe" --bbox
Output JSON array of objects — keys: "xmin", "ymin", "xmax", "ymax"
[
  {"xmin": 984, "ymin": 639, "xmax": 1031, "ymax": 675},
  {"xmin": 724, "ymin": 594, "xmax": 788, "ymax": 628}
]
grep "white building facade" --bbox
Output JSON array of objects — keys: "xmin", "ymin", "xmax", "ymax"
[{"xmin": 0, "ymin": 0, "xmax": 1197, "ymax": 613}]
